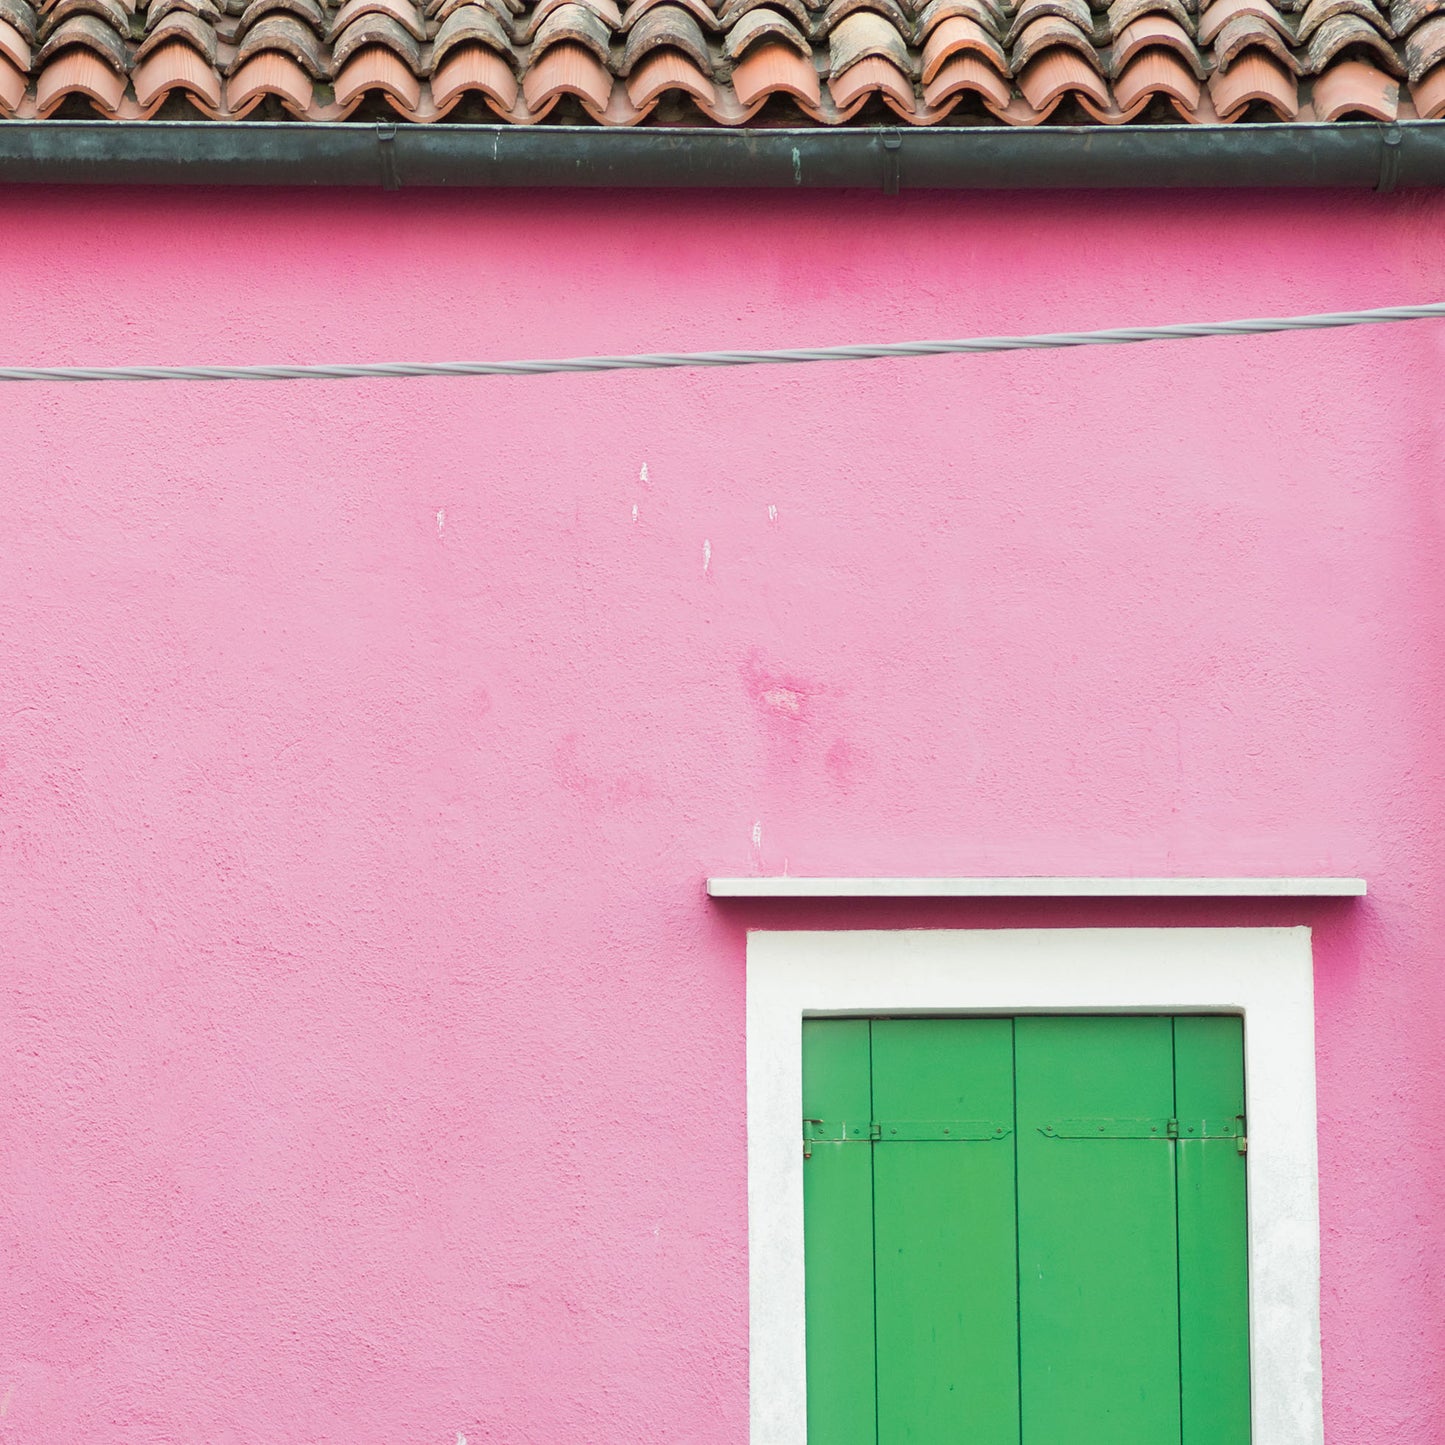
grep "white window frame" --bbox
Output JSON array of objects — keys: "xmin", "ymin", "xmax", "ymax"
[{"xmin": 746, "ymin": 926, "xmax": 1323, "ymax": 1445}]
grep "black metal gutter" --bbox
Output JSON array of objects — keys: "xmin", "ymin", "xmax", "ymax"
[{"xmin": 0, "ymin": 118, "xmax": 1439, "ymax": 188}]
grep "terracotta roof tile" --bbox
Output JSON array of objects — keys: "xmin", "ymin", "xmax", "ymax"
[
  {"xmin": 0, "ymin": 13, "xmax": 31, "ymax": 62},
  {"xmin": 1404, "ymin": 9, "xmax": 1445, "ymax": 71},
  {"xmin": 1110, "ymin": 13, "xmax": 1203, "ymax": 73},
  {"xmin": 827, "ymin": 47, "xmax": 915, "ymax": 107},
  {"xmin": 329, "ymin": 0, "xmax": 426, "ymax": 38},
  {"xmin": 619, "ymin": 0, "xmax": 720, "ymax": 31},
  {"xmin": 1011, "ymin": 12, "xmax": 1104, "ymax": 70},
  {"xmin": 625, "ymin": 42, "xmax": 716, "ymax": 103},
  {"xmin": 1017, "ymin": 42, "xmax": 1111, "ymax": 107},
  {"xmin": 134, "ymin": 9, "xmax": 216, "ymax": 62},
  {"xmin": 1302, "ymin": 9, "xmax": 1399, "ymax": 66},
  {"xmin": 1311, "ymin": 49, "xmax": 1396, "ymax": 105},
  {"xmin": 236, "ymin": 0, "xmax": 326, "ymax": 38},
  {"xmin": 1106, "ymin": 0, "xmax": 1193, "ymax": 40},
  {"xmin": 0, "ymin": 0, "xmax": 37, "ymax": 43},
  {"xmin": 817, "ymin": 0, "xmax": 911, "ymax": 39},
  {"xmin": 432, "ymin": 3, "xmax": 516, "ymax": 67},
  {"xmin": 38, "ymin": 0, "xmax": 128, "ymax": 38},
  {"xmin": 333, "ymin": 37, "xmax": 421, "ymax": 105},
  {"xmin": 918, "ymin": 0, "xmax": 1005, "ymax": 34},
  {"xmin": 431, "ymin": 35, "xmax": 517, "ymax": 103},
  {"xmin": 921, "ymin": 11, "xmax": 1007, "ymax": 73},
  {"xmin": 230, "ymin": 14, "xmax": 326, "ymax": 74},
  {"xmin": 826, "ymin": 7, "xmax": 912, "ymax": 72},
  {"xmin": 722, "ymin": 5, "xmax": 810, "ymax": 56},
  {"xmin": 330, "ymin": 10, "xmax": 422, "ymax": 67},
  {"xmin": 35, "ymin": 43, "xmax": 126, "ymax": 111},
  {"xmin": 0, "ymin": 47, "xmax": 27, "ymax": 104},
  {"xmin": 0, "ymin": 0, "xmax": 1428, "ymax": 125},
  {"xmin": 921, "ymin": 45, "xmax": 1009, "ymax": 101},
  {"xmin": 33, "ymin": 11, "xmax": 127, "ymax": 68},
  {"xmin": 1005, "ymin": 0, "xmax": 1095, "ymax": 44},
  {"xmin": 1297, "ymin": 0, "xmax": 1390, "ymax": 40},
  {"xmin": 532, "ymin": 0, "xmax": 611, "ymax": 59},
  {"xmin": 1388, "ymin": 0, "xmax": 1442, "ymax": 35},
  {"xmin": 520, "ymin": 35, "xmax": 613, "ymax": 112},
  {"xmin": 619, "ymin": 3, "xmax": 711, "ymax": 70},
  {"xmin": 1410, "ymin": 52, "xmax": 1445, "ymax": 106},
  {"xmin": 1207, "ymin": 42, "xmax": 1297, "ymax": 107},
  {"xmin": 728, "ymin": 35, "xmax": 822, "ymax": 101},
  {"xmin": 518, "ymin": 0, "xmax": 618, "ymax": 39},
  {"xmin": 1197, "ymin": 0, "xmax": 1292, "ymax": 43},
  {"xmin": 133, "ymin": 34, "xmax": 222, "ymax": 107},
  {"xmin": 1212, "ymin": 10, "xmax": 1301, "ymax": 68},
  {"xmin": 226, "ymin": 45, "xmax": 314, "ymax": 108},
  {"xmin": 1113, "ymin": 41, "xmax": 1201, "ymax": 105}
]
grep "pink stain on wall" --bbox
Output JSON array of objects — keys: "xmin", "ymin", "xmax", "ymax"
[{"xmin": 0, "ymin": 184, "xmax": 1442, "ymax": 1443}]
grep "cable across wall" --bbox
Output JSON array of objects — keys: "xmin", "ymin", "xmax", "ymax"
[{"xmin": 1, "ymin": 301, "xmax": 1442, "ymax": 383}]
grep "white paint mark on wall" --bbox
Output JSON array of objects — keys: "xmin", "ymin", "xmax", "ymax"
[
  {"xmin": 457, "ymin": 1433, "xmax": 467, "ymax": 1445},
  {"xmin": 762, "ymin": 688, "xmax": 803, "ymax": 715},
  {"xmin": 752, "ymin": 821, "xmax": 763, "ymax": 851},
  {"xmin": 703, "ymin": 539, "xmax": 712, "ymax": 572},
  {"xmin": 1, "ymin": 1384, "xmax": 13, "ymax": 1418},
  {"xmin": 632, "ymin": 504, "xmax": 639, "ymax": 523},
  {"xmin": 436, "ymin": 509, "xmax": 446, "ymax": 534},
  {"xmin": 639, "ymin": 462, "xmax": 649, "ymax": 484},
  {"xmin": 768, "ymin": 504, "xmax": 778, "ymax": 524}
]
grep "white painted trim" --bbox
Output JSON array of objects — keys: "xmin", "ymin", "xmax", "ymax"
[
  {"xmin": 712, "ymin": 876, "xmax": 1365, "ymax": 898},
  {"xmin": 746, "ymin": 927, "xmax": 1322, "ymax": 1445}
]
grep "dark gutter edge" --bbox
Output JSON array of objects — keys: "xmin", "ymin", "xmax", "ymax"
[{"xmin": 0, "ymin": 118, "xmax": 1435, "ymax": 188}]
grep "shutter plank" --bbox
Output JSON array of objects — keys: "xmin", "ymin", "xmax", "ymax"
[
  {"xmin": 870, "ymin": 1019, "xmax": 1019, "ymax": 1445},
  {"xmin": 1016, "ymin": 1016, "xmax": 1182, "ymax": 1445},
  {"xmin": 1174, "ymin": 1016, "xmax": 1251, "ymax": 1445},
  {"xmin": 802, "ymin": 1019, "xmax": 878, "ymax": 1445}
]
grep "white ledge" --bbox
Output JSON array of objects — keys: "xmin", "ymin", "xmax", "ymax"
[{"xmin": 707, "ymin": 876, "xmax": 1366, "ymax": 898}]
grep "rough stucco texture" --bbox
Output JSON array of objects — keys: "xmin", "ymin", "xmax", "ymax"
[{"xmin": 0, "ymin": 184, "xmax": 1443, "ymax": 1445}]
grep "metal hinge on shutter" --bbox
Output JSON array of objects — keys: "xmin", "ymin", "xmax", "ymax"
[
  {"xmin": 1038, "ymin": 1116, "xmax": 1247, "ymax": 1153},
  {"xmin": 802, "ymin": 1119, "xmax": 1011, "ymax": 1158}
]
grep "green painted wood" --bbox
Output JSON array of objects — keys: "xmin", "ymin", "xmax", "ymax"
[
  {"xmin": 870, "ymin": 1019, "xmax": 1020, "ymax": 1445},
  {"xmin": 802, "ymin": 1019, "xmax": 877, "ymax": 1445},
  {"xmin": 1016, "ymin": 1016, "xmax": 1182, "ymax": 1445},
  {"xmin": 1174, "ymin": 1016, "xmax": 1251, "ymax": 1445}
]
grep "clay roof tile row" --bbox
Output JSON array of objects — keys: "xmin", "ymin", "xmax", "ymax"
[{"xmin": 0, "ymin": 0, "xmax": 1435, "ymax": 121}]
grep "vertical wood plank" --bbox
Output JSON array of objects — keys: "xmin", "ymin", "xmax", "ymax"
[
  {"xmin": 1174, "ymin": 1016, "xmax": 1251, "ymax": 1445},
  {"xmin": 1016, "ymin": 1016, "xmax": 1181, "ymax": 1445},
  {"xmin": 802, "ymin": 1019, "xmax": 877, "ymax": 1445},
  {"xmin": 870, "ymin": 1019, "xmax": 1020, "ymax": 1445}
]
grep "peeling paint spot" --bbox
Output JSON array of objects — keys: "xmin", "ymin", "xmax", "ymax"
[
  {"xmin": 752, "ymin": 821, "xmax": 763, "ymax": 850},
  {"xmin": 1, "ymin": 1385, "xmax": 12, "ymax": 1418},
  {"xmin": 768, "ymin": 504, "xmax": 778, "ymax": 524},
  {"xmin": 436, "ymin": 509, "xmax": 445, "ymax": 534},
  {"xmin": 703, "ymin": 539, "xmax": 711, "ymax": 572},
  {"xmin": 632, "ymin": 504, "xmax": 639, "ymax": 523},
  {"xmin": 457, "ymin": 1434, "xmax": 468, "ymax": 1445},
  {"xmin": 639, "ymin": 462, "xmax": 649, "ymax": 484}
]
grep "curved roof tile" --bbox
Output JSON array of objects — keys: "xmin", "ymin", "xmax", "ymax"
[{"xmin": 0, "ymin": 0, "xmax": 1428, "ymax": 126}]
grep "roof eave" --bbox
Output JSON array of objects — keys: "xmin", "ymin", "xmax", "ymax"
[{"xmin": 0, "ymin": 118, "xmax": 1433, "ymax": 189}]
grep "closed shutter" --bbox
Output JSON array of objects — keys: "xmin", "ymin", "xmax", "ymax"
[{"xmin": 801, "ymin": 1015, "xmax": 1250, "ymax": 1445}]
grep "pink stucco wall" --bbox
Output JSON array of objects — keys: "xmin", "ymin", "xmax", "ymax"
[{"xmin": 0, "ymin": 182, "xmax": 1442, "ymax": 1444}]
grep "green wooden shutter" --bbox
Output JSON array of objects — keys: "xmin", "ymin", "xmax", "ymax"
[
  {"xmin": 801, "ymin": 1015, "xmax": 1250, "ymax": 1445},
  {"xmin": 871, "ymin": 1020, "xmax": 1018, "ymax": 1445}
]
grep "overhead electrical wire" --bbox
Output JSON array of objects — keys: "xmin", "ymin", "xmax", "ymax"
[{"xmin": 1, "ymin": 301, "xmax": 1443, "ymax": 383}]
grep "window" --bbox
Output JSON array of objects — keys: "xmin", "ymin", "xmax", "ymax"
[
  {"xmin": 801, "ymin": 1015, "xmax": 1249, "ymax": 1445},
  {"xmin": 745, "ymin": 928, "xmax": 1323, "ymax": 1445}
]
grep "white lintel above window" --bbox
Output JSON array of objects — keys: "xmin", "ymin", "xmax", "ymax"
[{"xmin": 707, "ymin": 876, "xmax": 1366, "ymax": 899}]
